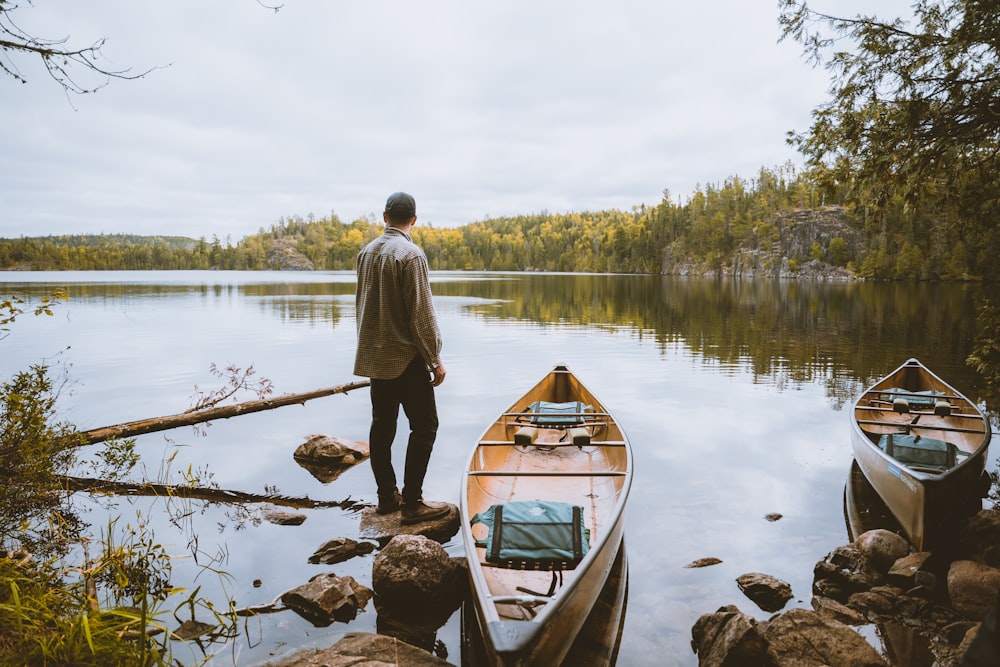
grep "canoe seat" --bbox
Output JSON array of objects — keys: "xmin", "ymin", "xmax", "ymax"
[
  {"xmin": 878, "ymin": 433, "xmax": 967, "ymax": 472},
  {"xmin": 470, "ymin": 500, "xmax": 590, "ymax": 572},
  {"xmin": 878, "ymin": 388, "xmax": 948, "ymax": 410}
]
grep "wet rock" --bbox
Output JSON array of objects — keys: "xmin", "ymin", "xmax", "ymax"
[
  {"xmin": 690, "ymin": 604, "xmax": 770, "ymax": 667},
  {"xmin": 813, "ymin": 546, "xmax": 881, "ymax": 601},
  {"xmin": 685, "ymin": 557, "xmax": 723, "ymax": 568},
  {"xmin": 173, "ymin": 619, "xmax": 215, "ymax": 640},
  {"xmin": 761, "ymin": 608, "xmax": 888, "ymax": 666},
  {"xmin": 855, "ymin": 529, "xmax": 911, "ymax": 572},
  {"xmin": 887, "ymin": 551, "xmax": 935, "ymax": 589},
  {"xmin": 948, "ymin": 560, "xmax": 1000, "ymax": 621},
  {"xmin": 811, "ymin": 595, "xmax": 866, "ymax": 625},
  {"xmin": 847, "ymin": 590, "xmax": 896, "ymax": 617},
  {"xmin": 280, "ymin": 572, "xmax": 373, "ymax": 627},
  {"xmin": 359, "ymin": 502, "xmax": 460, "ymax": 545},
  {"xmin": 764, "ymin": 513, "xmax": 783, "ymax": 522},
  {"xmin": 261, "ymin": 505, "xmax": 307, "ymax": 526},
  {"xmin": 736, "ymin": 572, "xmax": 793, "ymax": 613},
  {"xmin": 308, "ymin": 537, "xmax": 375, "ymax": 565},
  {"xmin": 293, "ymin": 434, "xmax": 369, "ymax": 483},
  {"xmin": 269, "ymin": 631, "xmax": 451, "ymax": 667},
  {"xmin": 371, "ymin": 534, "xmax": 465, "ymax": 620}
]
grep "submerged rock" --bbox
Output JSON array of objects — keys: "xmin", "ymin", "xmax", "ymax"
[
  {"xmin": 308, "ymin": 537, "xmax": 375, "ymax": 565},
  {"xmin": 262, "ymin": 505, "xmax": 307, "ymax": 526}
]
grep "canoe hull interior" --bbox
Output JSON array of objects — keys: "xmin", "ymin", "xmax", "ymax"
[{"xmin": 460, "ymin": 365, "xmax": 632, "ymax": 666}]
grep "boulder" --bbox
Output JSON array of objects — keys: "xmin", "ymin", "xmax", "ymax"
[
  {"xmin": 690, "ymin": 605, "xmax": 771, "ymax": 667},
  {"xmin": 761, "ymin": 608, "xmax": 888, "ymax": 666},
  {"xmin": 685, "ymin": 557, "xmax": 723, "ymax": 569},
  {"xmin": 371, "ymin": 534, "xmax": 465, "ymax": 620},
  {"xmin": 269, "ymin": 631, "xmax": 451, "ymax": 667},
  {"xmin": 948, "ymin": 560, "xmax": 1000, "ymax": 621},
  {"xmin": 855, "ymin": 529, "xmax": 911, "ymax": 572},
  {"xmin": 736, "ymin": 572, "xmax": 793, "ymax": 613},
  {"xmin": 280, "ymin": 573, "xmax": 372, "ymax": 627}
]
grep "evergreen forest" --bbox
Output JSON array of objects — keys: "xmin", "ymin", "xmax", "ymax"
[{"xmin": 0, "ymin": 163, "xmax": 993, "ymax": 280}]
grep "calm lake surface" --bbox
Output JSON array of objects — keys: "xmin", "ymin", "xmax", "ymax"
[{"xmin": 3, "ymin": 270, "xmax": 999, "ymax": 666}]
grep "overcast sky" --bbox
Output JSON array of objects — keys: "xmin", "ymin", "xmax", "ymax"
[{"xmin": 0, "ymin": 1, "xmax": 915, "ymax": 241}]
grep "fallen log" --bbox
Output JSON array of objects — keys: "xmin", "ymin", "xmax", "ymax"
[
  {"xmin": 64, "ymin": 476, "xmax": 362, "ymax": 510},
  {"xmin": 79, "ymin": 379, "xmax": 371, "ymax": 446}
]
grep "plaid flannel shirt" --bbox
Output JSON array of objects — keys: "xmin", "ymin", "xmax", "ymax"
[{"xmin": 354, "ymin": 227, "xmax": 442, "ymax": 379}]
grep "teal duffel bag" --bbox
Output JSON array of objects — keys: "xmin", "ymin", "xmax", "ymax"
[{"xmin": 470, "ymin": 499, "xmax": 590, "ymax": 570}]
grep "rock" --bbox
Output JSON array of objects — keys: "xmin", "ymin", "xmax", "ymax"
[
  {"xmin": 813, "ymin": 546, "xmax": 881, "ymax": 602},
  {"xmin": 280, "ymin": 573, "xmax": 373, "ymax": 627},
  {"xmin": 761, "ymin": 608, "xmax": 889, "ymax": 666},
  {"xmin": 847, "ymin": 590, "xmax": 895, "ymax": 617},
  {"xmin": 948, "ymin": 560, "xmax": 1000, "ymax": 621},
  {"xmin": 359, "ymin": 502, "xmax": 460, "ymax": 545},
  {"xmin": 308, "ymin": 537, "xmax": 375, "ymax": 565},
  {"xmin": 371, "ymin": 534, "xmax": 465, "ymax": 620},
  {"xmin": 887, "ymin": 551, "xmax": 935, "ymax": 588},
  {"xmin": 811, "ymin": 595, "xmax": 866, "ymax": 625},
  {"xmin": 960, "ymin": 509, "xmax": 1000, "ymax": 567},
  {"xmin": 855, "ymin": 529, "xmax": 911, "ymax": 572},
  {"xmin": 293, "ymin": 434, "xmax": 369, "ymax": 483},
  {"xmin": 736, "ymin": 573, "xmax": 793, "ymax": 613},
  {"xmin": 764, "ymin": 513, "xmax": 783, "ymax": 522},
  {"xmin": 269, "ymin": 631, "xmax": 451, "ymax": 667},
  {"xmin": 690, "ymin": 605, "xmax": 771, "ymax": 667},
  {"xmin": 173, "ymin": 619, "xmax": 215, "ymax": 640},
  {"xmin": 685, "ymin": 557, "xmax": 723, "ymax": 568},
  {"xmin": 261, "ymin": 505, "xmax": 307, "ymax": 526}
]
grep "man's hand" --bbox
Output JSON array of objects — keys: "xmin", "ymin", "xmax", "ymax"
[{"xmin": 431, "ymin": 363, "xmax": 447, "ymax": 387}]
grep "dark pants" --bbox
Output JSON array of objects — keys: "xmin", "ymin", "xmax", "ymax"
[{"xmin": 368, "ymin": 356, "xmax": 439, "ymax": 505}]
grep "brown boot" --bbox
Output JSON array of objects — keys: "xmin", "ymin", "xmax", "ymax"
[
  {"xmin": 400, "ymin": 499, "xmax": 450, "ymax": 525},
  {"xmin": 376, "ymin": 489, "xmax": 402, "ymax": 515}
]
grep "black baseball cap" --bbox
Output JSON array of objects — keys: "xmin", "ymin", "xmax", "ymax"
[{"xmin": 384, "ymin": 192, "xmax": 416, "ymax": 219}]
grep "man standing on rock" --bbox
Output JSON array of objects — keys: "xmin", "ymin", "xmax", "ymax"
[{"xmin": 354, "ymin": 191, "xmax": 450, "ymax": 525}]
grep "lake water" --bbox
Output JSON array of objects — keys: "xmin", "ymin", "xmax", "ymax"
[{"xmin": 2, "ymin": 271, "xmax": 998, "ymax": 666}]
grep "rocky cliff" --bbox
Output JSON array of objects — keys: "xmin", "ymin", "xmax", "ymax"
[{"xmin": 663, "ymin": 205, "xmax": 862, "ymax": 280}]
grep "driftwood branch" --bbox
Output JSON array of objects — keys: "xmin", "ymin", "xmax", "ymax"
[
  {"xmin": 79, "ymin": 380, "xmax": 371, "ymax": 446},
  {"xmin": 64, "ymin": 476, "xmax": 361, "ymax": 511}
]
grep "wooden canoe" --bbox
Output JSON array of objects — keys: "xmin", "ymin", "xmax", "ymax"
[
  {"xmin": 850, "ymin": 358, "xmax": 991, "ymax": 551},
  {"xmin": 460, "ymin": 365, "xmax": 632, "ymax": 667}
]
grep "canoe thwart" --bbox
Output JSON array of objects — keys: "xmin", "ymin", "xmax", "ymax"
[{"xmin": 856, "ymin": 419, "xmax": 988, "ymax": 435}]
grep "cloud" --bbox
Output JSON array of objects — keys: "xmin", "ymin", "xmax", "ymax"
[{"xmin": 0, "ymin": 0, "xmax": 913, "ymax": 239}]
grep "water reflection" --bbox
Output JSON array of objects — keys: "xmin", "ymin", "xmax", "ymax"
[
  {"xmin": 8, "ymin": 272, "xmax": 992, "ymax": 403},
  {"xmin": 844, "ymin": 460, "xmax": 934, "ymax": 666}
]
